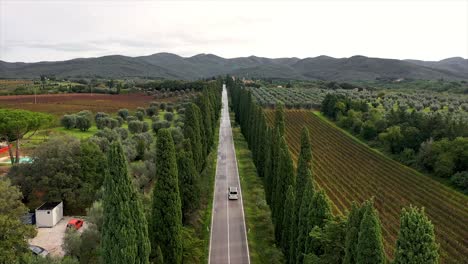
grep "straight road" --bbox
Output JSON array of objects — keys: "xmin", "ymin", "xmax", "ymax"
[{"xmin": 209, "ymin": 84, "xmax": 250, "ymax": 264}]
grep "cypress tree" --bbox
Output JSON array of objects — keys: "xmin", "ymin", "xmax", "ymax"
[
  {"xmin": 101, "ymin": 141, "xmax": 150, "ymax": 264},
  {"xmin": 264, "ymin": 128, "xmax": 273, "ymax": 203},
  {"xmin": 177, "ymin": 139, "xmax": 200, "ymax": 223},
  {"xmin": 281, "ymin": 185, "xmax": 295, "ymax": 261},
  {"xmin": 195, "ymin": 103, "xmax": 206, "ymax": 161},
  {"xmin": 267, "ymin": 127, "xmax": 281, "ymax": 207},
  {"xmin": 273, "ymin": 136, "xmax": 295, "ymax": 242},
  {"xmin": 150, "ymin": 129, "xmax": 183, "ymax": 264},
  {"xmin": 196, "ymin": 90, "xmax": 213, "ymax": 156},
  {"xmin": 305, "ymin": 189, "xmax": 333, "ymax": 255},
  {"xmin": 274, "ymin": 103, "xmax": 285, "ymax": 136},
  {"xmin": 343, "ymin": 202, "xmax": 364, "ymax": 264},
  {"xmin": 394, "ymin": 206, "xmax": 439, "ymax": 264},
  {"xmin": 296, "ymin": 178, "xmax": 315, "ymax": 264},
  {"xmin": 290, "ymin": 127, "xmax": 313, "ymax": 264},
  {"xmin": 183, "ymin": 103, "xmax": 203, "ymax": 172},
  {"xmin": 356, "ymin": 202, "xmax": 385, "ymax": 264},
  {"xmin": 154, "ymin": 245, "xmax": 164, "ymax": 264},
  {"xmin": 256, "ymin": 111, "xmax": 267, "ymax": 178}
]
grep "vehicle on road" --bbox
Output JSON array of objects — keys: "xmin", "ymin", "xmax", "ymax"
[
  {"xmin": 67, "ymin": 218, "xmax": 84, "ymax": 230},
  {"xmin": 28, "ymin": 245, "xmax": 48, "ymax": 257},
  {"xmin": 228, "ymin": 186, "xmax": 239, "ymax": 200}
]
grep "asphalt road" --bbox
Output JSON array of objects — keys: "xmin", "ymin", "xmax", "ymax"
[{"xmin": 209, "ymin": 84, "xmax": 250, "ymax": 264}]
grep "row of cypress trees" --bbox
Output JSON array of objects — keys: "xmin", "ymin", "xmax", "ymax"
[
  {"xmin": 227, "ymin": 78, "xmax": 439, "ymax": 264},
  {"xmin": 100, "ymin": 80, "xmax": 222, "ymax": 264}
]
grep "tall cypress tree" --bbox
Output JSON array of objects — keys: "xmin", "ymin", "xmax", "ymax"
[
  {"xmin": 195, "ymin": 103, "xmax": 206, "ymax": 161},
  {"xmin": 296, "ymin": 178, "xmax": 315, "ymax": 264},
  {"xmin": 197, "ymin": 89, "xmax": 213, "ymax": 156},
  {"xmin": 264, "ymin": 127, "xmax": 273, "ymax": 203},
  {"xmin": 305, "ymin": 189, "xmax": 333, "ymax": 255},
  {"xmin": 150, "ymin": 129, "xmax": 183, "ymax": 264},
  {"xmin": 183, "ymin": 103, "xmax": 203, "ymax": 172},
  {"xmin": 281, "ymin": 185, "xmax": 295, "ymax": 261},
  {"xmin": 273, "ymin": 136, "xmax": 295, "ymax": 242},
  {"xmin": 394, "ymin": 206, "xmax": 439, "ymax": 264},
  {"xmin": 177, "ymin": 139, "xmax": 200, "ymax": 223},
  {"xmin": 274, "ymin": 103, "xmax": 285, "ymax": 136},
  {"xmin": 290, "ymin": 127, "xmax": 313, "ymax": 264},
  {"xmin": 343, "ymin": 202, "xmax": 364, "ymax": 264},
  {"xmin": 267, "ymin": 127, "xmax": 281, "ymax": 207},
  {"xmin": 101, "ymin": 141, "xmax": 150, "ymax": 264},
  {"xmin": 256, "ymin": 111, "xmax": 267, "ymax": 178},
  {"xmin": 356, "ymin": 202, "xmax": 385, "ymax": 264}
]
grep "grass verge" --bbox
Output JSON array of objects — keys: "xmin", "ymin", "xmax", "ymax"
[
  {"xmin": 232, "ymin": 122, "xmax": 284, "ymax": 264},
  {"xmin": 193, "ymin": 121, "xmax": 220, "ymax": 263}
]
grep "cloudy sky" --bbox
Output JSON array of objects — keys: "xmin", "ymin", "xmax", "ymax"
[{"xmin": 1, "ymin": 0, "xmax": 467, "ymax": 62}]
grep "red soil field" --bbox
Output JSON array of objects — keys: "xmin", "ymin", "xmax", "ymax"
[{"xmin": 0, "ymin": 93, "xmax": 177, "ymax": 116}]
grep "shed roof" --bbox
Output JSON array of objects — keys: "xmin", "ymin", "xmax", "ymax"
[{"xmin": 37, "ymin": 201, "xmax": 61, "ymax": 211}]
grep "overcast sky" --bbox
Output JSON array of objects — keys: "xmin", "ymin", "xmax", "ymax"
[{"xmin": 1, "ymin": 0, "xmax": 467, "ymax": 62}]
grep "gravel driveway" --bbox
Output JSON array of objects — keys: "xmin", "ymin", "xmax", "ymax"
[{"xmin": 28, "ymin": 216, "xmax": 87, "ymax": 257}]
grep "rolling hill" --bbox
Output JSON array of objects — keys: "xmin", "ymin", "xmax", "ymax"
[{"xmin": 1, "ymin": 53, "xmax": 467, "ymax": 80}]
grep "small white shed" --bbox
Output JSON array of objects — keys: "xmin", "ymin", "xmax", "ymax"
[{"xmin": 35, "ymin": 201, "xmax": 63, "ymax": 228}]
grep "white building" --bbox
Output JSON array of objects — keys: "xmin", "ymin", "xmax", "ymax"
[{"xmin": 35, "ymin": 201, "xmax": 63, "ymax": 228}]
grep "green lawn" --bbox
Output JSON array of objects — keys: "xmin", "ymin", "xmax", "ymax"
[{"xmin": 232, "ymin": 119, "xmax": 284, "ymax": 264}]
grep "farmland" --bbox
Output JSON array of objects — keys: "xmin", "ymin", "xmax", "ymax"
[
  {"xmin": 0, "ymin": 93, "xmax": 179, "ymax": 116},
  {"xmin": 249, "ymin": 86, "xmax": 468, "ymax": 121},
  {"xmin": 264, "ymin": 109, "xmax": 468, "ymax": 263}
]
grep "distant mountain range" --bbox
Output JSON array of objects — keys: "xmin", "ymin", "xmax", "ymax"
[{"xmin": 1, "ymin": 53, "xmax": 467, "ymax": 81}]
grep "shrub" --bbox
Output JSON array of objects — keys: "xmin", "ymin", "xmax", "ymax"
[
  {"xmin": 76, "ymin": 115, "xmax": 92, "ymax": 131},
  {"xmin": 95, "ymin": 128, "xmax": 119, "ymax": 142},
  {"xmin": 128, "ymin": 120, "xmax": 144, "ymax": 134},
  {"xmin": 450, "ymin": 171, "xmax": 468, "ymax": 192},
  {"xmin": 95, "ymin": 112, "xmax": 108, "ymax": 123},
  {"xmin": 97, "ymin": 117, "xmax": 119, "ymax": 130},
  {"xmin": 164, "ymin": 112, "xmax": 174, "ymax": 122},
  {"xmin": 77, "ymin": 110, "xmax": 93, "ymax": 122},
  {"xmin": 126, "ymin": 116, "xmax": 137, "ymax": 123},
  {"xmin": 136, "ymin": 107, "xmax": 146, "ymax": 115},
  {"xmin": 116, "ymin": 116, "xmax": 124, "ymax": 126},
  {"xmin": 142, "ymin": 122, "xmax": 150, "ymax": 133},
  {"xmin": 166, "ymin": 105, "xmax": 174, "ymax": 112},
  {"xmin": 122, "ymin": 138, "xmax": 137, "ymax": 161},
  {"xmin": 115, "ymin": 127, "xmax": 129, "ymax": 140},
  {"xmin": 61, "ymin": 115, "xmax": 77, "ymax": 129},
  {"xmin": 136, "ymin": 111, "xmax": 144, "ymax": 121},
  {"xmin": 118, "ymin": 109, "xmax": 129, "ymax": 120},
  {"xmin": 152, "ymin": 120, "xmax": 170, "ymax": 133},
  {"xmin": 146, "ymin": 106, "xmax": 158, "ymax": 117}
]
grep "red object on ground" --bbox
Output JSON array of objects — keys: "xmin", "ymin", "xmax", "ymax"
[
  {"xmin": 0, "ymin": 145, "xmax": 11, "ymax": 154},
  {"xmin": 67, "ymin": 219, "xmax": 84, "ymax": 230}
]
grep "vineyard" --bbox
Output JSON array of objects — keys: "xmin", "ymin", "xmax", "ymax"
[{"xmin": 264, "ymin": 109, "xmax": 468, "ymax": 263}]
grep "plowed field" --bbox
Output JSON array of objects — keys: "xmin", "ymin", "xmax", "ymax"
[{"xmin": 0, "ymin": 93, "xmax": 175, "ymax": 116}]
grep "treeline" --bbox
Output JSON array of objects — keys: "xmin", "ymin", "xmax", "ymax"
[
  {"xmin": 322, "ymin": 94, "xmax": 468, "ymax": 192},
  {"xmin": 139, "ymin": 80, "xmax": 209, "ymax": 92},
  {"xmin": 5, "ymin": 80, "xmax": 222, "ymax": 263},
  {"xmin": 228, "ymin": 78, "xmax": 439, "ymax": 264}
]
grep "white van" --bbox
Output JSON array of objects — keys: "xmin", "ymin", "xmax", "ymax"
[{"xmin": 228, "ymin": 187, "xmax": 239, "ymax": 200}]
